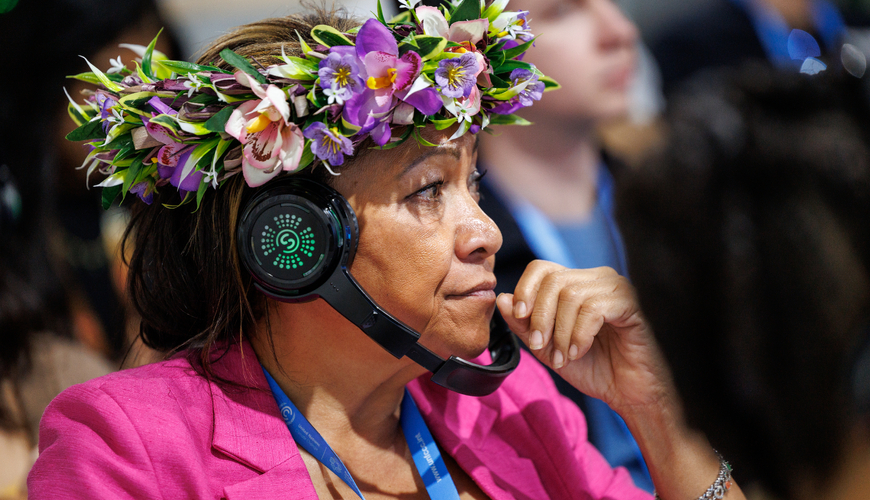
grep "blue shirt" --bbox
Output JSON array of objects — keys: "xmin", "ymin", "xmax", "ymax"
[{"xmin": 491, "ymin": 163, "xmax": 653, "ymax": 492}]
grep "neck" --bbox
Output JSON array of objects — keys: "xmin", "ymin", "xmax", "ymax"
[
  {"xmin": 251, "ymin": 298, "xmax": 426, "ymax": 451},
  {"xmin": 480, "ymin": 116, "xmax": 602, "ymax": 222}
]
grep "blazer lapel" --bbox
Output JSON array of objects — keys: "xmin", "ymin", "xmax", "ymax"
[
  {"xmin": 207, "ymin": 341, "xmax": 319, "ymax": 498},
  {"xmin": 408, "ymin": 374, "xmax": 550, "ymax": 500}
]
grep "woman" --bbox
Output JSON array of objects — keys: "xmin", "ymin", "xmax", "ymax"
[{"xmin": 30, "ymin": 4, "xmax": 745, "ymax": 499}]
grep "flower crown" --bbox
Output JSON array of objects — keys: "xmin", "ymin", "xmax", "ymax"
[{"xmin": 65, "ymin": 0, "xmax": 557, "ymax": 209}]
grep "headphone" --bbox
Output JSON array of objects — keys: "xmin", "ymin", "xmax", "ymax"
[{"xmin": 237, "ymin": 177, "xmax": 519, "ymax": 397}]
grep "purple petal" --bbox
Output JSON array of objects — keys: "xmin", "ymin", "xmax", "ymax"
[
  {"xmin": 342, "ymin": 88, "xmax": 392, "ymax": 127},
  {"xmin": 130, "ymin": 182, "xmax": 154, "ymax": 204},
  {"xmin": 370, "ymin": 120, "xmax": 391, "ymax": 146},
  {"xmin": 169, "ymin": 149, "xmax": 203, "ymax": 192},
  {"xmin": 402, "ymin": 87, "xmax": 443, "ymax": 115},
  {"xmin": 355, "ymin": 18, "xmax": 398, "ymax": 59},
  {"xmin": 489, "ymin": 98, "xmax": 523, "ymax": 115},
  {"xmin": 148, "ymin": 96, "xmax": 176, "ymax": 115}
]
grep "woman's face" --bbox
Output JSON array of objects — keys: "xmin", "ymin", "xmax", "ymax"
[
  {"xmin": 514, "ymin": 0, "xmax": 638, "ymax": 122},
  {"xmin": 331, "ymin": 129, "xmax": 501, "ymax": 359}
]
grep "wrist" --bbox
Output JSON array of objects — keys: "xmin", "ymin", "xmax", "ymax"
[{"xmin": 654, "ymin": 451, "xmax": 733, "ymax": 500}]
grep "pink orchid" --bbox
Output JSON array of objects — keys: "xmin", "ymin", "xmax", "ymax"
[{"xmin": 225, "ymin": 72, "xmax": 304, "ymax": 187}]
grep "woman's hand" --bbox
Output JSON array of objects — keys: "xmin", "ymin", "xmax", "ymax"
[{"xmin": 495, "ymin": 260, "xmax": 671, "ymax": 414}]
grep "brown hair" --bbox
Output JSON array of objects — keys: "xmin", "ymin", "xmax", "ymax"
[{"xmin": 124, "ymin": 8, "xmax": 364, "ymax": 373}]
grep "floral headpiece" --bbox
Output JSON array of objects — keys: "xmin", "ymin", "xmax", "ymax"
[{"xmin": 65, "ymin": 0, "xmax": 557, "ymax": 209}]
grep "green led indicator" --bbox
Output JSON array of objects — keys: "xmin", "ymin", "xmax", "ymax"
[{"xmin": 259, "ymin": 214, "xmax": 317, "ymax": 270}]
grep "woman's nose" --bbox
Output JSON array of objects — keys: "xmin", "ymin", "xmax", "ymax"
[
  {"xmin": 597, "ymin": 0, "xmax": 639, "ymax": 50},
  {"xmin": 455, "ymin": 199, "xmax": 503, "ymax": 264}
]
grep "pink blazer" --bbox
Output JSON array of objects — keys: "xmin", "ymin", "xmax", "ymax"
[{"xmin": 28, "ymin": 341, "xmax": 651, "ymax": 499}]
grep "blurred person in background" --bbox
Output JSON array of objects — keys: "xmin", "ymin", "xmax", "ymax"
[
  {"xmin": 0, "ymin": 103, "xmax": 111, "ymax": 500},
  {"xmin": 618, "ymin": 62, "xmax": 870, "ymax": 499},
  {"xmin": 0, "ymin": 0, "xmax": 181, "ymax": 367},
  {"xmin": 472, "ymin": 0, "xmax": 654, "ymax": 490},
  {"xmin": 648, "ymin": 0, "xmax": 870, "ymax": 97},
  {"xmin": 0, "ymin": 0, "xmax": 181, "ymax": 494}
]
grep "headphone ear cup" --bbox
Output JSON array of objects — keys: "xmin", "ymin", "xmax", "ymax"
[{"xmin": 237, "ymin": 178, "xmax": 358, "ymax": 301}]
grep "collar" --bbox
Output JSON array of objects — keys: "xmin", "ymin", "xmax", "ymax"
[{"xmin": 205, "ymin": 340, "xmax": 319, "ymax": 499}]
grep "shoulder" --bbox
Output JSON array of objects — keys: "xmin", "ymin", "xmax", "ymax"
[
  {"xmin": 36, "ymin": 354, "xmax": 212, "ymax": 451},
  {"xmin": 19, "ymin": 333, "xmax": 114, "ymax": 443},
  {"xmin": 29, "ymin": 355, "xmax": 216, "ymax": 498}
]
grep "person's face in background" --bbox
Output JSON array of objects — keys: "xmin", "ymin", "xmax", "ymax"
[{"xmin": 513, "ymin": 0, "xmax": 639, "ymax": 125}]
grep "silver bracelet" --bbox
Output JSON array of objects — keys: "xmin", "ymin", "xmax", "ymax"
[{"xmin": 654, "ymin": 451, "xmax": 733, "ymax": 500}]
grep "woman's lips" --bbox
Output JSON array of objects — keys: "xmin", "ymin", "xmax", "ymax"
[{"xmin": 448, "ymin": 281, "xmax": 497, "ymax": 300}]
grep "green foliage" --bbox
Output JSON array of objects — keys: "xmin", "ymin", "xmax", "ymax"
[{"xmin": 219, "ymin": 48, "xmax": 268, "ymax": 84}]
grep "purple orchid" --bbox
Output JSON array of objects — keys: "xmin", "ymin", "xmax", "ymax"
[
  {"xmin": 318, "ymin": 52, "xmax": 364, "ymax": 104},
  {"xmin": 493, "ymin": 10, "xmax": 533, "ymax": 41},
  {"xmin": 129, "ymin": 181, "xmax": 154, "ymax": 204},
  {"xmin": 490, "ymin": 68, "xmax": 545, "ymax": 114},
  {"xmin": 341, "ymin": 19, "xmax": 442, "ymax": 146},
  {"xmin": 511, "ymin": 68, "xmax": 545, "ymax": 106},
  {"xmin": 435, "ymin": 53, "xmax": 480, "ymax": 98},
  {"xmin": 303, "ymin": 122, "xmax": 354, "ymax": 166}
]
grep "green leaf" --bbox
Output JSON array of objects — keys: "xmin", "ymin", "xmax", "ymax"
[
  {"xmin": 67, "ymin": 72, "xmax": 104, "ymax": 86},
  {"xmin": 482, "ymin": 0, "xmax": 509, "ymax": 22},
  {"xmin": 104, "ymin": 134, "xmax": 134, "ymax": 152},
  {"xmin": 390, "ymin": 11, "xmax": 413, "ymax": 24},
  {"xmin": 487, "ymin": 113, "xmax": 531, "ymax": 126},
  {"xmin": 488, "ymin": 73, "xmax": 508, "ymax": 88},
  {"xmin": 413, "ymin": 36, "xmax": 448, "ymax": 61},
  {"xmin": 500, "ymin": 36, "xmax": 536, "ymax": 61},
  {"xmin": 297, "ymin": 140, "xmax": 316, "ymax": 171},
  {"xmin": 204, "ymin": 106, "xmax": 235, "ymax": 132},
  {"xmin": 376, "ymin": 0, "xmax": 386, "ymax": 24},
  {"xmin": 450, "ymin": 0, "xmax": 481, "ymax": 23},
  {"xmin": 493, "ymin": 59, "xmax": 533, "ymax": 75},
  {"xmin": 80, "ymin": 57, "xmax": 124, "ymax": 92},
  {"xmin": 66, "ymin": 120, "xmax": 105, "ymax": 141},
  {"xmin": 195, "ymin": 176, "xmax": 210, "ymax": 210},
  {"xmin": 158, "ymin": 60, "xmax": 226, "ymax": 75},
  {"xmin": 431, "ymin": 117, "xmax": 458, "ymax": 130},
  {"xmin": 150, "ymin": 114, "xmax": 181, "ymax": 135},
  {"xmin": 295, "ymin": 30, "xmax": 314, "ymax": 55},
  {"xmin": 101, "ymin": 184, "xmax": 122, "ymax": 210},
  {"xmin": 122, "ymin": 156, "xmax": 144, "ymax": 195},
  {"xmin": 187, "ymin": 93, "xmax": 220, "ymax": 105},
  {"xmin": 310, "ymin": 25, "xmax": 355, "ymax": 47},
  {"xmin": 539, "ymin": 75, "xmax": 561, "ymax": 91},
  {"xmin": 219, "ymin": 48, "xmax": 268, "ymax": 85},
  {"xmin": 413, "ymin": 127, "xmax": 438, "ymax": 147},
  {"xmin": 141, "ymin": 28, "xmax": 163, "ymax": 81},
  {"xmin": 162, "ymin": 191, "xmax": 194, "ymax": 210}
]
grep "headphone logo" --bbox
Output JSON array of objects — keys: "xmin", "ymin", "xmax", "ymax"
[{"xmin": 260, "ymin": 213, "xmax": 317, "ymax": 270}]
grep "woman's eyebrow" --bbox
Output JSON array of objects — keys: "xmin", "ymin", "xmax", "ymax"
[{"xmin": 397, "ymin": 145, "xmax": 463, "ymax": 178}]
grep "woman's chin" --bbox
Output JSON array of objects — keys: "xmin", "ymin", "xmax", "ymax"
[{"xmin": 422, "ymin": 323, "xmax": 493, "ymax": 361}]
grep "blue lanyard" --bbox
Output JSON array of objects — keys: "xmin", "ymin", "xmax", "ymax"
[{"xmin": 262, "ymin": 367, "xmax": 460, "ymax": 500}]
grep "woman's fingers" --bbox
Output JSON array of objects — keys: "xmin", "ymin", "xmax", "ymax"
[
  {"xmin": 496, "ymin": 292, "xmax": 530, "ymax": 339},
  {"xmin": 509, "ymin": 263, "xmax": 628, "ymax": 369}
]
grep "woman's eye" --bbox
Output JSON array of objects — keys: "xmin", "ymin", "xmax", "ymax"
[
  {"xmin": 469, "ymin": 169, "xmax": 487, "ymax": 197},
  {"xmin": 416, "ymin": 180, "xmax": 444, "ymax": 200}
]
